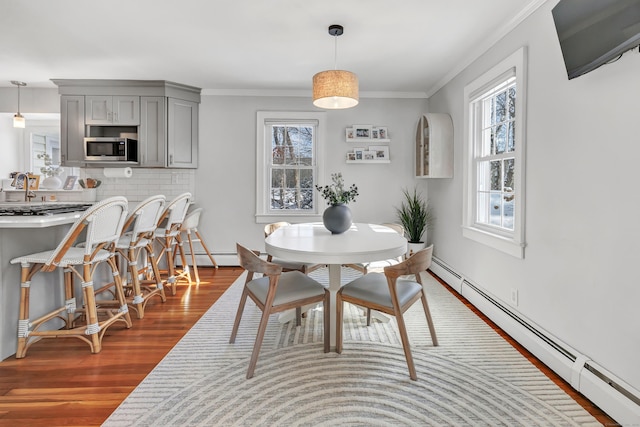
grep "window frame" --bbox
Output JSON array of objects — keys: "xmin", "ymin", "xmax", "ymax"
[
  {"xmin": 256, "ymin": 111, "xmax": 326, "ymax": 224},
  {"xmin": 462, "ymin": 47, "xmax": 527, "ymax": 258}
]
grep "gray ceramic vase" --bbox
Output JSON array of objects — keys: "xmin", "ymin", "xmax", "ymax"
[{"xmin": 323, "ymin": 204, "xmax": 352, "ymax": 234}]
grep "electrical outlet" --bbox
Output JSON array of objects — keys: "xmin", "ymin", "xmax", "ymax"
[
  {"xmin": 171, "ymin": 173, "xmax": 179, "ymax": 184},
  {"xmin": 510, "ymin": 289, "xmax": 519, "ymax": 306}
]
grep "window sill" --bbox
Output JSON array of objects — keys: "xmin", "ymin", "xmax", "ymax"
[
  {"xmin": 256, "ymin": 213, "xmax": 322, "ymax": 224},
  {"xmin": 462, "ymin": 225, "xmax": 525, "ymax": 259}
]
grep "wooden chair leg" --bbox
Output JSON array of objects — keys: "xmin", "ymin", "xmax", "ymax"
[
  {"xmin": 323, "ymin": 290, "xmax": 330, "ymax": 353},
  {"xmin": 395, "ymin": 311, "xmax": 417, "ymax": 380},
  {"xmin": 366, "ymin": 308, "xmax": 372, "ymax": 326},
  {"xmin": 295, "ymin": 307, "xmax": 302, "ymax": 326},
  {"xmin": 420, "ymin": 292, "xmax": 438, "ymax": 346},
  {"xmin": 229, "ymin": 287, "xmax": 250, "ymax": 343},
  {"xmin": 336, "ymin": 292, "xmax": 344, "ymax": 354},
  {"xmin": 247, "ymin": 307, "xmax": 272, "ymax": 379}
]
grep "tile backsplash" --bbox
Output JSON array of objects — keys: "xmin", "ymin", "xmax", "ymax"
[{"xmin": 83, "ymin": 168, "xmax": 196, "ymax": 202}]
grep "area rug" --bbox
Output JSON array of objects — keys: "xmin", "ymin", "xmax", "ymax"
[{"xmin": 103, "ymin": 268, "xmax": 601, "ymax": 426}]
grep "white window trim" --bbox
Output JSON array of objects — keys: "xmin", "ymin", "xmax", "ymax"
[
  {"xmin": 462, "ymin": 47, "xmax": 527, "ymax": 258},
  {"xmin": 255, "ymin": 111, "xmax": 326, "ymax": 224}
]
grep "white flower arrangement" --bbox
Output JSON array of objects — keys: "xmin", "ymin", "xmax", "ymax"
[{"xmin": 37, "ymin": 153, "xmax": 64, "ymax": 178}]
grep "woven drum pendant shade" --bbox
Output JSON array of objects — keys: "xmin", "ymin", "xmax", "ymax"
[{"xmin": 313, "ymin": 70, "xmax": 359, "ymax": 109}]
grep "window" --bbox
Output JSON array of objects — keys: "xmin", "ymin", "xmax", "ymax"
[
  {"xmin": 256, "ymin": 111, "xmax": 325, "ymax": 223},
  {"xmin": 463, "ymin": 47, "xmax": 527, "ymax": 258}
]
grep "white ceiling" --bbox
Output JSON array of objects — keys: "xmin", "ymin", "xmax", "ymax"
[{"xmin": 0, "ymin": 0, "xmax": 545, "ymax": 96}]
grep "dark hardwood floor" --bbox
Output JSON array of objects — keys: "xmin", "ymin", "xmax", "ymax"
[{"xmin": 0, "ymin": 267, "xmax": 616, "ymax": 426}]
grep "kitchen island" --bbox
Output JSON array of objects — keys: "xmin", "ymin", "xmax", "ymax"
[{"xmin": 0, "ymin": 204, "xmax": 90, "ymax": 361}]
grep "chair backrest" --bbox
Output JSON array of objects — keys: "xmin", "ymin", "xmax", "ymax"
[
  {"xmin": 180, "ymin": 207, "xmax": 203, "ymax": 231},
  {"xmin": 264, "ymin": 222, "xmax": 290, "ymax": 238},
  {"xmin": 47, "ymin": 196, "xmax": 129, "ymax": 267},
  {"xmin": 126, "ymin": 194, "xmax": 166, "ymax": 240},
  {"xmin": 384, "ymin": 245, "xmax": 433, "ymax": 282},
  {"xmin": 159, "ymin": 192, "xmax": 192, "ymax": 233},
  {"xmin": 381, "ymin": 223, "xmax": 405, "ymax": 236},
  {"xmin": 236, "ymin": 243, "xmax": 282, "ymax": 279}
]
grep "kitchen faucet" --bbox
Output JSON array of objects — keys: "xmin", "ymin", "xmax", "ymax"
[{"xmin": 16, "ymin": 173, "xmax": 36, "ymax": 202}]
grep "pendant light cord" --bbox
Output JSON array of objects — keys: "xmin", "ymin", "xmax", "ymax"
[{"xmin": 333, "ymin": 34, "xmax": 338, "ymax": 70}]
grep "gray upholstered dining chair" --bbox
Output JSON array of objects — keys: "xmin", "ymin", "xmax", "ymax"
[
  {"xmin": 336, "ymin": 245, "xmax": 438, "ymax": 380},
  {"xmin": 230, "ymin": 243, "xmax": 330, "ymax": 379},
  {"xmin": 344, "ymin": 222, "xmax": 405, "ymax": 274}
]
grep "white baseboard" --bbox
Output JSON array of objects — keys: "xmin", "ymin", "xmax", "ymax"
[{"xmin": 430, "ymin": 256, "xmax": 640, "ymax": 426}]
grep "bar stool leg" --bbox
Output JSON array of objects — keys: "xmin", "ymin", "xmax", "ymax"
[
  {"xmin": 16, "ymin": 263, "xmax": 32, "ymax": 359},
  {"xmin": 81, "ymin": 261, "xmax": 102, "ymax": 354},
  {"xmin": 127, "ymin": 246, "xmax": 145, "ymax": 319},
  {"xmin": 194, "ymin": 229, "xmax": 219, "ymax": 268},
  {"xmin": 186, "ymin": 231, "xmax": 201, "ymax": 285}
]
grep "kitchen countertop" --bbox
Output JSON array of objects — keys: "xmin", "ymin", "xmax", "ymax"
[{"xmin": 0, "ymin": 203, "xmax": 91, "ymax": 229}]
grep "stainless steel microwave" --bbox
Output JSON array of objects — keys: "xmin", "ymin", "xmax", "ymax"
[{"xmin": 84, "ymin": 137, "xmax": 138, "ymax": 162}]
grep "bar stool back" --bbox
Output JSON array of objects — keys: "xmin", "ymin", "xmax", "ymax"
[
  {"xmin": 10, "ymin": 196, "xmax": 132, "ymax": 358},
  {"xmin": 109, "ymin": 195, "xmax": 167, "ymax": 318}
]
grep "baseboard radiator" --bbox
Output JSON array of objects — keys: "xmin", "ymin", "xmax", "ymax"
[{"xmin": 430, "ymin": 256, "xmax": 640, "ymax": 426}]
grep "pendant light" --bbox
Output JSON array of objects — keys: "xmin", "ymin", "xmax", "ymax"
[
  {"xmin": 11, "ymin": 81, "xmax": 26, "ymax": 128},
  {"xmin": 312, "ymin": 24, "xmax": 359, "ymax": 109}
]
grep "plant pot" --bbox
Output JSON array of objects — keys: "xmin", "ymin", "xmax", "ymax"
[
  {"xmin": 323, "ymin": 204, "xmax": 352, "ymax": 234},
  {"xmin": 407, "ymin": 241, "xmax": 426, "ymax": 258}
]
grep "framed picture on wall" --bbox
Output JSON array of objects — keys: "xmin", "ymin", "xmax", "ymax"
[
  {"xmin": 369, "ymin": 145, "xmax": 390, "ymax": 160},
  {"xmin": 345, "ymin": 128, "xmax": 355, "ymax": 141},
  {"xmin": 375, "ymin": 127, "xmax": 389, "ymax": 139},
  {"xmin": 353, "ymin": 147, "xmax": 365, "ymax": 160},
  {"xmin": 353, "ymin": 125, "xmax": 372, "ymax": 140}
]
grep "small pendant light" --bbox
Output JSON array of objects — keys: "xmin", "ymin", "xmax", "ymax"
[
  {"xmin": 11, "ymin": 81, "xmax": 27, "ymax": 128},
  {"xmin": 312, "ymin": 25, "xmax": 359, "ymax": 109}
]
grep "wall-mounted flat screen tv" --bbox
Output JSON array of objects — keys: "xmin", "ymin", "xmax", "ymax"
[{"xmin": 552, "ymin": 0, "xmax": 640, "ymax": 79}]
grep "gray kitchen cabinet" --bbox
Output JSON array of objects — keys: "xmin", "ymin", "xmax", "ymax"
[
  {"xmin": 139, "ymin": 97, "xmax": 167, "ymax": 167},
  {"xmin": 60, "ymin": 95, "xmax": 85, "ymax": 166},
  {"xmin": 139, "ymin": 96, "xmax": 198, "ymax": 168},
  {"xmin": 53, "ymin": 79, "xmax": 200, "ymax": 169},
  {"xmin": 167, "ymin": 98, "xmax": 198, "ymax": 168},
  {"xmin": 85, "ymin": 95, "xmax": 140, "ymax": 125}
]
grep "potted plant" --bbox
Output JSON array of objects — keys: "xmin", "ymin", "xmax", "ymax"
[
  {"xmin": 315, "ymin": 172, "xmax": 358, "ymax": 234},
  {"xmin": 395, "ymin": 187, "xmax": 434, "ymax": 255}
]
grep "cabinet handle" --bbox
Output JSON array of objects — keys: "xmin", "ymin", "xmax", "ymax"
[
  {"xmin": 113, "ymin": 112, "xmax": 118, "ymax": 122},
  {"xmin": 169, "ymin": 154, "xmax": 173, "ymax": 165}
]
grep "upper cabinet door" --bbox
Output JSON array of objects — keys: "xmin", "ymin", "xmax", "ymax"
[
  {"xmin": 167, "ymin": 98, "xmax": 198, "ymax": 169},
  {"xmin": 85, "ymin": 96, "xmax": 140, "ymax": 125}
]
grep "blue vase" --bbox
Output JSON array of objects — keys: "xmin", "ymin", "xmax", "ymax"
[{"xmin": 323, "ymin": 204, "xmax": 352, "ymax": 234}]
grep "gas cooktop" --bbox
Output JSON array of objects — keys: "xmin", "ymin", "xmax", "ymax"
[{"xmin": 0, "ymin": 203, "xmax": 94, "ymax": 216}]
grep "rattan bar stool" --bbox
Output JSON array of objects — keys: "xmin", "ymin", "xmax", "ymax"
[
  {"xmin": 154, "ymin": 192, "xmax": 192, "ymax": 295},
  {"xmin": 9, "ymin": 196, "xmax": 132, "ymax": 358},
  {"xmin": 173, "ymin": 207, "xmax": 218, "ymax": 285},
  {"xmin": 94, "ymin": 195, "xmax": 167, "ymax": 319}
]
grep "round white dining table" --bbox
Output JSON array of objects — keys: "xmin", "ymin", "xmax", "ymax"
[{"xmin": 265, "ymin": 222, "xmax": 407, "ymax": 348}]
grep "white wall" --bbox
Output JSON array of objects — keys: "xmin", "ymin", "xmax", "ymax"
[
  {"xmin": 427, "ymin": 0, "xmax": 640, "ymax": 394},
  {"xmin": 194, "ymin": 95, "xmax": 428, "ymax": 257}
]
